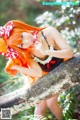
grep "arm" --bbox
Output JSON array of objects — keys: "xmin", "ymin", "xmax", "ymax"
[
  {"xmin": 44, "ymin": 27, "xmax": 74, "ymax": 59},
  {"xmin": 11, "ymin": 59, "xmax": 42, "ymax": 78}
]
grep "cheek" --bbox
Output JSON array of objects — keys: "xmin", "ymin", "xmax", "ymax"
[
  {"xmin": 22, "ymin": 42, "xmax": 32, "ymax": 48},
  {"xmin": 22, "ymin": 32, "xmax": 33, "ymax": 40},
  {"xmin": 24, "ymin": 39, "xmax": 33, "ymax": 45}
]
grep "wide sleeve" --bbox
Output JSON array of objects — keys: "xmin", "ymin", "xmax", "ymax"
[
  {"xmin": 5, "ymin": 56, "xmax": 24, "ymax": 75},
  {"xmin": 5, "ymin": 59, "xmax": 18, "ymax": 75},
  {"xmin": 5, "ymin": 55, "xmax": 29, "ymax": 76}
]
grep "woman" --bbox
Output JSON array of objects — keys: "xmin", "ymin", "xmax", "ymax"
[{"xmin": 0, "ymin": 20, "xmax": 74, "ymax": 120}]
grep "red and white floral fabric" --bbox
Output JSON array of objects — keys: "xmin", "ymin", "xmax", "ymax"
[{"xmin": 0, "ymin": 21, "xmax": 14, "ymax": 39}]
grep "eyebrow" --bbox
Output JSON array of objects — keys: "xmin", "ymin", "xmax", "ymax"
[{"xmin": 17, "ymin": 43, "xmax": 23, "ymax": 48}]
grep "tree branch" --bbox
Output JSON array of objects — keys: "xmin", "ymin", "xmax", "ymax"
[{"xmin": 0, "ymin": 53, "xmax": 80, "ymax": 115}]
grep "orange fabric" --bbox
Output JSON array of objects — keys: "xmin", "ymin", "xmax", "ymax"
[
  {"xmin": 5, "ymin": 56, "xmax": 27, "ymax": 75},
  {"xmin": 42, "ymin": 71, "xmax": 48, "ymax": 76},
  {"xmin": 63, "ymin": 58, "xmax": 69, "ymax": 61},
  {"xmin": 5, "ymin": 59, "xmax": 18, "ymax": 75}
]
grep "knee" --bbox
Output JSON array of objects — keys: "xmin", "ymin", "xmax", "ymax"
[
  {"xmin": 46, "ymin": 99, "xmax": 53, "ymax": 108},
  {"xmin": 34, "ymin": 100, "xmax": 47, "ymax": 114},
  {"xmin": 46, "ymin": 95, "xmax": 59, "ymax": 108}
]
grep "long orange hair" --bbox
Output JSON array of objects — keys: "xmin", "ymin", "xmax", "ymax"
[{"xmin": 0, "ymin": 20, "xmax": 45, "ymax": 75}]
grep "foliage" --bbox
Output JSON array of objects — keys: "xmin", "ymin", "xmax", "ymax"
[
  {"xmin": 0, "ymin": 74, "xmax": 31, "ymax": 95},
  {"xmin": 13, "ymin": 106, "xmax": 56, "ymax": 120},
  {"xmin": 0, "ymin": 0, "xmax": 43, "ymax": 26},
  {"xmin": 0, "ymin": 55, "xmax": 9, "ymax": 85},
  {"xmin": 58, "ymin": 85, "xmax": 80, "ymax": 119},
  {"xmin": 35, "ymin": 3, "xmax": 80, "ymax": 52},
  {"xmin": 0, "ymin": 0, "xmax": 15, "ymax": 25}
]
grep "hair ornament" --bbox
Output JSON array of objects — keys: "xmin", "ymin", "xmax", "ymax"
[
  {"xmin": 0, "ymin": 21, "xmax": 14, "ymax": 39},
  {"xmin": 31, "ymin": 31, "xmax": 38, "ymax": 43},
  {"xmin": 0, "ymin": 47, "xmax": 18, "ymax": 59}
]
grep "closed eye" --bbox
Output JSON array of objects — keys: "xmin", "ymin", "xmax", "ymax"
[
  {"xmin": 21, "ymin": 34, "xmax": 23, "ymax": 39},
  {"xmin": 17, "ymin": 43, "xmax": 23, "ymax": 48},
  {"xmin": 21, "ymin": 43, "xmax": 23, "ymax": 47}
]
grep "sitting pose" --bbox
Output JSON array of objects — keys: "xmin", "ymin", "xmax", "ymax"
[{"xmin": 0, "ymin": 20, "xmax": 74, "ymax": 120}]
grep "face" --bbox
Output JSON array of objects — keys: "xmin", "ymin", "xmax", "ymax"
[{"xmin": 18, "ymin": 32, "xmax": 33, "ymax": 48}]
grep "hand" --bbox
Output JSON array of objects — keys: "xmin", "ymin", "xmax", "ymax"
[
  {"xmin": 34, "ymin": 41, "xmax": 42, "ymax": 50},
  {"xmin": 11, "ymin": 65, "xmax": 19, "ymax": 70},
  {"xmin": 45, "ymin": 45, "xmax": 55, "ymax": 56},
  {"xmin": 35, "ymin": 41, "xmax": 46, "ymax": 55}
]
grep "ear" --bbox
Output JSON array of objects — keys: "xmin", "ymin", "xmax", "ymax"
[{"xmin": 0, "ymin": 38, "xmax": 7, "ymax": 53}]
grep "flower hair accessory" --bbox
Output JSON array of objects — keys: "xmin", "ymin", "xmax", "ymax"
[
  {"xmin": 0, "ymin": 47, "xmax": 18, "ymax": 59},
  {"xmin": 0, "ymin": 21, "xmax": 14, "ymax": 39}
]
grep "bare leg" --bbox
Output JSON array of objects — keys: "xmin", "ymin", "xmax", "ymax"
[
  {"xmin": 34, "ymin": 100, "xmax": 47, "ymax": 119},
  {"xmin": 46, "ymin": 93, "xmax": 62, "ymax": 120}
]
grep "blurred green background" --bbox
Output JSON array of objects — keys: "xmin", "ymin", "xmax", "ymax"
[{"xmin": 0, "ymin": 0, "xmax": 80, "ymax": 119}]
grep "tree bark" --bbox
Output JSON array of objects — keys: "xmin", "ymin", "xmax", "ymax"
[{"xmin": 0, "ymin": 53, "xmax": 80, "ymax": 115}]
